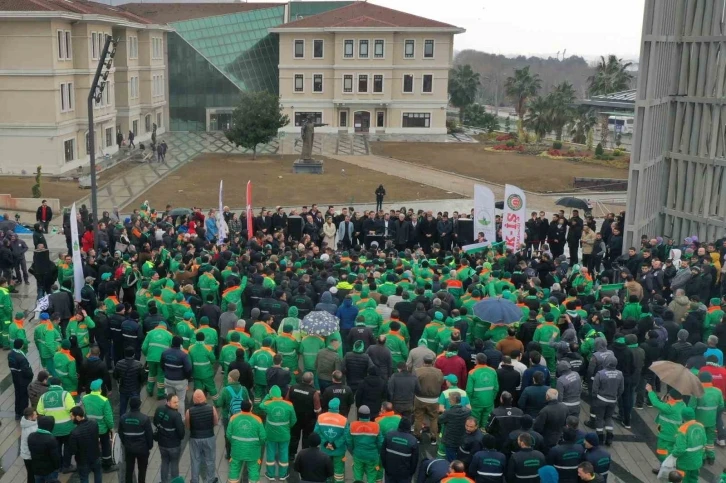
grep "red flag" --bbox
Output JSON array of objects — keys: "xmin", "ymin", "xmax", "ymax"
[{"xmin": 246, "ymin": 180, "xmax": 253, "ymax": 240}]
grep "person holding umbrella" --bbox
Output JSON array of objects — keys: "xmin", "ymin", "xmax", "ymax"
[{"xmin": 646, "ymin": 383, "xmax": 686, "ymax": 473}]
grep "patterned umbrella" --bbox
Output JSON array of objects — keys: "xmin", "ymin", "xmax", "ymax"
[
  {"xmin": 472, "ymin": 298, "xmax": 523, "ymax": 324},
  {"xmin": 301, "ymin": 310, "xmax": 340, "ymax": 336}
]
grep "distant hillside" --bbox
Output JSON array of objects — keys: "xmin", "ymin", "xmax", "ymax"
[{"xmin": 454, "ymin": 50, "xmax": 635, "ymax": 108}]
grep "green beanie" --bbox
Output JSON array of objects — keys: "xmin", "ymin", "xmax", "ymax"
[
  {"xmin": 200, "ymin": 316, "xmax": 209, "ymax": 325},
  {"xmin": 183, "ymin": 311, "xmax": 194, "ymax": 320},
  {"xmin": 175, "ymin": 293, "xmax": 184, "ymax": 302},
  {"xmin": 61, "ymin": 339, "xmax": 71, "ymax": 350},
  {"xmin": 288, "ymin": 306, "xmax": 299, "ymax": 318}
]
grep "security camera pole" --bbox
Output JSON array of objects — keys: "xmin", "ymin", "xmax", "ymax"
[{"xmin": 87, "ymin": 35, "xmax": 117, "ymax": 248}]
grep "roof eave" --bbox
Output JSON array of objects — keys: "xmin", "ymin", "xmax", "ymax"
[
  {"xmin": 269, "ymin": 26, "xmax": 465, "ymax": 34},
  {"xmin": 0, "ymin": 10, "xmax": 174, "ymax": 30}
]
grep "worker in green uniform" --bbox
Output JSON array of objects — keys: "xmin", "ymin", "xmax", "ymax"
[
  {"xmin": 380, "ymin": 312, "xmax": 410, "ymax": 346},
  {"xmin": 170, "ymin": 293, "xmax": 192, "ymax": 325},
  {"xmin": 8, "ymin": 312, "xmax": 28, "ymax": 352},
  {"xmin": 646, "ymin": 383, "xmax": 686, "ymax": 468},
  {"xmin": 82, "ymin": 379, "xmax": 117, "ymax": 471},
  {"xmin": 279, "ymin": 306, "xmax": 302, "ymax": 342},
  {"xmin": 314, "ymin": 397, "xmax": 349, "ymax": 483},
  {"xmin": 175, "ymin": 311, "xmax": 196, "ymax": 349},
  {"xmin": 688, "ymin": 371, "xmax": 724, "ymax": 464},
  {"xmin": 423, "ymin": 312, "xmax": 445, "ymax": 353},
  {"xmin": 134, "ymin": 282, "xmax": 152, "ymax": 322},
  {"xmin": 705, "ymin": 298, "xmax": 724, "ymax": 342},
  {"xmin": 195, "ymin": 316, "xmax": 218, "ymax": 352},
  {"xmin": 276, "ymin": 324, "xmax": 301, "ymax": 381},
  {"xmin": 216, "ymin": 369, "xmax": 251, "ymax": 459},
  {"xmin": 34, "ymin": 313, "xmax": 61, "ymax": 376},
  {"xmin": 220, "ymin": 332, "xmax": 245, "ymax": 380},
  {"xmin": 300, "ymin": 333, "xmax": 326, "ymax": 382},
  {"xmin": 671, "ymin": 407, "xmax": 707, "ymax": 483},
  {"xmin": 227, "ymin": 400, "xmax": 266, "ymax": 483},
  {"xmin": 375, "ymin": 401, "xmax": 401, "ymax": 437},
  {"xmin": 221, "ymin": 278, "xmax": 246, "ymax": 319},
  {"xmin": 198, "ymin": 272, "xmax": 219, "ymax": 305},
  {"xmin": 260, "ymin": 385, "xmax": 297, "ymax": 481},
  {"xmin": 359, "ymin": 299, "xmax": 383, "ymax": 337},
  {"xmin": 66, "ymin": 310, "xmax": 95, "ymax": 357},
  {"xmin": 437, "ymin": 317, "xmax": 460, "ymax": 351},
  {"xmin": 0, "ymin": 277, "xmax": 13, "ymax": 349},
  {"xmin": 54, "ymin": 340, "xmax": 78, "ymax": 398},
  {"xmin": 248, "ymin": 338, "xmax": 276, "ymax": 412},
  {"xmin": 188, "ymin": 332, "xmax": 218, "ymax": 401},
  {"xmin": 533, "ymin": 313, "xmax": 560, "ymax": 378},
  {"xmin": 466, "ymin": 353, "xmax": 498, "ymax": 428},
  {"xmin": 142, "ymin": 321, "xmax": 172, "ymax": 398},
  {"xmin": 250, "ymin": 314, "xmax": 277, "ymax": 350},
  {"xmin": 346, "ymin": 405, "xmax": 383, "ymax": 483},
  {"xmin": 37, "ymin": 376, "xmax": 76, "ymax": 473},
  {"xmin": 439, "ymin": 375, "xmax": 469, "ymax": 411},
  {"xmin": 384, "ymin": 321, "xmax": 409, "ymax": 366}
]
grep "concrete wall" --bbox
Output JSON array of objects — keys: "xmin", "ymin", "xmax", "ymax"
[{"xmin": 0, "ymin": 195, "xmax": 60, "ymax": 213}]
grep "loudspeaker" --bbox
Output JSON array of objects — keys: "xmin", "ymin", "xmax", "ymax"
[
  {"xmin": 287, "ymin": 216, "xmax": 303, "ymax": 241},
  {"xmin": 457, "ymin": 219, "xmax": 474, "ymax": 246}
]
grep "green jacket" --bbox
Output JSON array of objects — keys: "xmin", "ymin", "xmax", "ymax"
[
  {"xmin": 142, "ymin": 326, "xmax": 173, "ymax": 362},
  {"xmin": 346, "ymin": 418, "xmax": 382, "ymax": 462},
  {"xmin": 315, "ymin": 410, "xmax": 349, "ymax": 457},
  {"xmin": 174, "ymin": 320, "xmax": 196, "ymax": 350},
  {"xmin": 705, "ymin": 306, "xmax": 724, "ymax": 341},
  {"xmin": 37, "ymin": 385, "xmax": 75, "ymax": 436},
  {"xmin": 66, "ymin": 316, "xmax": 96, "ymax": 348},
  {"xmin": 378, "ymin": 282, "xmax": 398, "ymax": 297},
  {"xmin": 466, "ymin": 364, "xmax": 498, "ymax": 407},
  {"xmin": 188, "ymin": 341, "xmax": 216, "ymax": 379},
  {"xmin": 359, "ymin": 300, "xmax": 383, "ymax": 337},
  {"xmin": 227, "ymin": 411, "xmax": 266, "ymax": 461},
  {"xmin": 198, "ymin": 272, "xmax": 220, "ymax": 304},
  {"xmin": 135, "ymin": 289, "xmax": 152, "ymax": 321},
  {"xmin": 622, "ymin": 302, "xmax": 642, "ymax": 321},
  {"xmin": 384, "ymin": 331, "xmax": 409, "ymax": 365},
  {"xmin": 220, "ymin": 342, "xmax": 245, "ymax": 380},
  {"xmin": 249, "ymin": 347, "xmax": 275, "ymax": 386},
  {"xmin": 380, "ymin": 320, "xmax": 410, "ymax": 345},
  {"xmin": 275, "ymin": 333, "xmax": 300, "ymax": 375},
  {"xmin": 533, "ymin": 323, "xmax": 560, "ymax": 359},
  {"xmin": 423, "ymin": 322, "xmax": 444, "ymax": 353},
  {"xmin": 53, "ymin": 350, "xmax": 77, "ymax": 394},
  {"xmin": 300, "ymin": 335, "xmax": 326, "ymax": 371},
  {"xmin": 221, "ymin": 279, "xmax": 246, "ymax": 318},
  {"xmin": 249, "ymin": 322, "xmax": 277, "ymax": 350},
  {"xmin": 649, "ymin": 391, "xmax": 686, "ymax": 442},
  {"xmin": 672, "ymin": 420, "xmax": 707, "ymax": 471},
  {"xmin": 170, "ymin": 301, "xmax": 193, "ymax": 325},
  {"xmin": 0, "ymin": 286, "xmax": 13, "ymax": 323},
  {"xmin": 34, "ymin": 322, "xmax": 61, "ymax": 359},
  {"xmin": 375, "ymin": 411, "xmax": 401, "ymax": 437},
  {"xmin": 196, "ymin": 325, "xmax": 218, "ymax": 349},
  {"xmin": 484, "ymin": 325, "xmax": 508, "ymax": 344},
  {"xmin": 8, "ymin": 319, "xmax": 28, "ymax": 351},
  {"xmin": 260, "ymin": 388, "xmax": 297, "ymax": 442},
  {"xmin": 688, "ymin": 384, "xmax": 724, "ymax": 428},
  {"xmin": 82, "ymin": 391, "xmax": 114, "ymax": 434},
  {"xmin": 216, "ymin": 382, "xmax": 251, "ymax": 420},
  {"xmin": 227, "ymin": 329, "xmax": 256, "ymax": 352}
]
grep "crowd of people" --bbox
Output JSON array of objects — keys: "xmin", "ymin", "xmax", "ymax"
[{"xmin": 9, "ymin": 199, "xmax": 726, "ymax": 483}]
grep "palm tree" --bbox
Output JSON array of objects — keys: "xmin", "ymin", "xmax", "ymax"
[
  {"xmin": 525, "ymin": 96, "xmax": 552, "ymax": 141},
  {"xmin": 505, "ymin": 66, "xmax": 542, "ymax": 139},
  {"xmin": 449, "ymin": 64, "xmax": 481, "ymax": 123},
  {"xmin": 569, "ymin": 107, "xmax": 598, "ymax": 145},
  {"xmin": 588, "ymin": 55, "xmax": 634, "ymax": 146},
  {"xmin": 548, "ymin": 82, "xmax": 577, "ymax": 141}
]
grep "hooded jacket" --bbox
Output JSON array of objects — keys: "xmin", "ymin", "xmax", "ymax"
[
  {"xmin": 20, "ymin": 416, "xmax": 38, "ymax": 460},
  {"xmin": 586, "ymin": 338, "xmax": 614, "ymax": 381},
  {"xmin": 555, "ymin": 361, "xmax": 581, "ymax": 408},
  {"xmin": 592, "ymin": 355, "xmax": 624, "ymax": 404},
  {"xmin": 335, "ymin": 298, "xmax": 359, "ymax": 330},
  {"xmin": 355, "ymin": 367, "xmax": 388, "ymax": 415},
  {"xmin": 668, "ymin": 294, "xmax": 691, "ymax": 323},
  {"xmin": 315, "ymin": 291, "xmax": 338, "ymax": 315},
  {"xmin": 27, "ymin": 416, "xmax": 60, "ymax": 476},
  {"xmin": 343, "ymin": 340, "xmax": 373, "ymax": 391},
  {"xmin": 685, "ymin": 342, "xmax": 708, "ymax": 371}
]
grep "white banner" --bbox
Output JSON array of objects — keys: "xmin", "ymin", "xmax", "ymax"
[
  {"xmin": 503, "ymin": 184, "xmax": 527, "ymax": 252},
  {"xmin": 473, "ymin": 184, "xmax": 496, "ymax": 245},
  {"xmin": 69, "ymin": 203, "xmax": 84, "ymax": 302},
  {"xmin": 217, "ymin": 180, "xmax": 226, "ymax": 245}
]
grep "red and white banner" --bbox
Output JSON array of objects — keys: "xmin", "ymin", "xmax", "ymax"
[
  {"xmin": 502, "ymin": 184, "xmax": 526, "ymax": 251},
  {"xmin": 246, "ymin": 180, "xmax": 253, "ymax": 240}
]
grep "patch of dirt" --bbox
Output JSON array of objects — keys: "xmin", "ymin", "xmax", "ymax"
[
  {"xmin": 128, "ymin": 153, "xmax": 464, "ymax": 209},
  {"xmin": 371, "ymin": 142, "xmax": 629, "ymax": 192}
]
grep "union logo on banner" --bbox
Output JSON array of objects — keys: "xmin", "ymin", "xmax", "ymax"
[{"xmin": 507, "ymin": 194, "xmax": 523, "ymax": 211}]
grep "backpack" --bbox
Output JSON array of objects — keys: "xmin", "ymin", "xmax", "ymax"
[{"xmin": 226, "ymin": 386, "xmax": 245, "ymax": 415}]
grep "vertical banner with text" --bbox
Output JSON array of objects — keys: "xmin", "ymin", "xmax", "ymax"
[
  {"xmin": 474, "ymin": 184, "xmax": 497, "ymax": 245},
  {"xmin": 246, "ymin": 180, "xmax": 253, "ymax": 240},
  {"xmin": 70, "ymin": 203, "xmax": 84, "ymax": 302},
  {"xmin": 503, "ymin": 184, "xmax": 527, "ymax": 251}
]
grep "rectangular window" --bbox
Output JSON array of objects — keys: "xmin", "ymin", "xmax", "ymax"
[
  {"xmin": 294, "ymin": 74, "xmax": 304, "ymax": 92},
  {"xmin": 344, "ymin": 40, "xmax": 354, "ymax": 58},
  {"xmin": 91, "ymin": 32, "xmax": 98, "ymax": 59},
  {"xmin": 294, "ymin": 112, "xmax": 322, "ymax": 127},
  {"xmin": 157, "ymin": 113, "xmax": 162, "ymax": 128},
  {"xmin": 343, "ymin": 74, "xmax": 353, "ymax": 93},
  {"xmin": 106, "ymin": 127, "xmax": 113, "ymax": 149},
  {"xmin": 402, "ymin": 112, "xmax": 431, "ymax": 128},
  {"xmin": 60, "ymin": 84, "xmax": 67, "ymax": 111},
  {"xmin": 374, "ymin": 39, "xmax": 384, "ymax": 58},
  {"xmin": 403, "ymin": 74, "xmax": 414, "ymax": 93},
  {"xmin": 127, "ymin": 36, "xmax": 138, "ymax": 59},
  {"xmin": 60, "ymin": 82, "xmax": 73, "ymax": 112},
  {"xmin": 377, "ymin": 111, "xmax": 384, "ymax": 128},
  {"xmin": 294, "ymin": 40, "xmax": 304, "ymax": 58},
  {"xmin": 422, "ymin": 74, "xmax": 433, "ymax": 93},
  {"xmin": 65, "ymin": 31, "xmax": 72, "ymax": 60},
  {"xmin": 313, "ymin": 74, "xmax": 323, "ymax": 93},
  {"xmin": 424, "ymin": 40, "xmax": 435, "ymax": 58},
  {"xmin": 57, "ymin": 31, "xmax": 65, "ymax": 59},
  {"xmin": 145, "ymin": 114, "xmax": 151, "ymax": 132},
  {"xmin": 105, "ymin": 82, "xmax": 111, "ymax": 105},
  {"xmin": 359, "ymin": 40, "xmax": 368, "ymax": 58},
  {"xmin": 313, "ymin": 39, "xmax": 324, "ymax": 59},
  {"xmin": 373, "ymin": 74, "xmax": 383, "ymax": 93},
  {"xmin": 64, "ymin": 139, "xmax": 75, "ymax": 162},
  {"xmin": 132, "ymin": 120, "xmax": 138, "ymax": 136},
  {"xmin": 130, "ymin": 76, "xmax": 139, "ymax": 99},
  {"xmin": 340, "ymin": 111, "xmax": 347, "ymax": 127},
  {"xmin": 358, "ymin": 74, "xmax": 368, "ymax": 93},
  {"xmin": 404, "ymin": 40, "xmax": 415, "ymax": 58}
]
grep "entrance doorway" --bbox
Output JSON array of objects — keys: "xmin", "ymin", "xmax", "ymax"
[
  {"xmin": 210, "ymin": 112, "xmax": 232, "ymax": 131},
  {"xmin": 354, "ymin": 111, "xmax": 370, "ymax": 133}
]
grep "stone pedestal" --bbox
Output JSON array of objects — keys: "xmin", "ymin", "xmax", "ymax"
[{"xmin": 293, "ymin": 159, "xmax": 324, "ymax": 174}]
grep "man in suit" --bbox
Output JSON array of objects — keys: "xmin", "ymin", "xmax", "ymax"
[
  {"xmin": 337, "ymin": 216, "xmax": 355, "ymax": 250},
  {"xmin": 392, "ymin": 214, "xmax": 411, "ymax": 252}
]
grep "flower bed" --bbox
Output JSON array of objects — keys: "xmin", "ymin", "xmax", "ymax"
[
  {"xmin": 545, "ymin": 148, "xmax": 591, "ymax": 158},
  {"xmin": 490, "ymin": 143, "xmax": 525, "ymax": 152},
  {"xmin": 495, "ymin": 133, "xmax": 515, "ymax": 142}
]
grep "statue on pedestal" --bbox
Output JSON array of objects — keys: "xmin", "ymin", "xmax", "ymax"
[{"xmin": 294, "ymin": 115, "xmax": 326, "ymax": 174}]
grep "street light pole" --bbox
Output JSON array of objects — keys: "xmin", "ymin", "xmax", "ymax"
[{"xmin": 87, "ymin": 35, "xmax": 117, "ymax": 249}]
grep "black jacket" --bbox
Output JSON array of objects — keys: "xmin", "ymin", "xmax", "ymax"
[
  {"xmin": 28, "ymin": 416, "xmax": 60, "ymax": 475},
  {"xmin": 496, "ymin": 365, "xmax": 521, "ymax": 402},
  {"xmin": 367, "ymin": 344, "xmax": 393, "ymax": 379},
  {"xmin": 380, "ymin": 430, "xmax": 419, "ymax": 478},
  {"xmin": 113, "ymin": 356, "xmax": 145, "ymax": 394},
  {"xmin": 8, "ymin": 349, "xmax": 33, "ymax": 388},
  {"xmin": 153, "ymin": 403, "xmax": 185, "ymax": 448},
  {"xmin": 69, "ymin": 418, "xmax": 100, "ymax": 465},
  {"xmin": 486, "ymin": 405, "xmax": 524, "ymax": 450},
  {"xmin": 266, "ymin": 366, "xmax": 292, "ymax": 396},
  {"xmin": 387, "ymin": 370, "xmax": 420, "ymax": 409},
  {"xmin": 48, "ymin": 290, "xmax": 74, "ymax": 319},
  {"xmin": 355, "ymin": 372, "xmax": 387, "ymax": 415},
  {"xmin": 294, "ymin": 447, "xmax": 334, "ymax": 482},
  {"xmin": 83, "ymin": 356, "xmax": 111, "ymax": 395},
  {"xmin": 533, "ymin": 400, "xmax": 569, "ymax": 449},
  {"xmin": 228, "ymin": 358, "xmax": 255, "ymax": 394},
  {"xmin": 161, "ymin": 347, "xmax": 192, "ymax": 381},
  {"xmin": 394, "ymin": 301, "xmax": 416, "ymax": 326},
  {"xmin": 438, "ymin": 404, "xmax": 471, "ymax": 447},
  {"xmin": 321, "ymin": 383, "xmax": 355, "ymax": 415},
  {"xmin": 668, "ymin": 340, "xmax": 692, "ymax": 365},
  {"xmin": 406, "ymin": 310, "xmax": 430, "ymax": 347},
  {"xmin": 346, "ymin": 326, "xmax": 376, "ymax": 351},
  {"xmin": 343, "ymin": 352, "xmax": 372, "ymax": 391},
  {"xmin": 119, "ymin": 410, "xmax": 154, "ymax": 454},
  {"xmin": 507, "ymin": 447, "xmax": 546, "ymax": 483}
]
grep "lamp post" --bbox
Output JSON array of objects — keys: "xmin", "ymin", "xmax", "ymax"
[{"xmin": 87, "ymin": 35, "xmax": 117, "ymax": 249}]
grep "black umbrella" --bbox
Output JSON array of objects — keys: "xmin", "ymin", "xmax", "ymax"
[
  {"xmin": 169, "ymin": 208, "xmax": 192, "ymax": 217},
  {"xmin": 555, "ymin": 197, "xmax": 589, "ymax": 210},
  {"xmin": 495, "ymin": 201, "xmax": 504, "ymax": 209}
]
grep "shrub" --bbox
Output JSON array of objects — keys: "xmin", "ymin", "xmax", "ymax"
[
  {"xmin": 552, "ymin": 141, "xmax": 563, "ymax": 150},
  {"xmin": 613, "ymin": 149, "xmax": 623, "ymax": 156},
  {"xmin": 446, "ymin": 120, "xmax": 463, "ymax": 134},
  {"xmin": 595, "ymin": 143, "xmax": 604, "ymax": 156},
  {"xmin": 31, "ymin": 166, "xmax": 42, "ymax": 198},
  {"xmin": 506, "ymin": 140, "xmax": 516, "ymax": 148},
  {"xmin": 496, "ymin": 133, "xmax": 514, "ymax": 142}
]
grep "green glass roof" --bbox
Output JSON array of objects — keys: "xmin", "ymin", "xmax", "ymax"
[{"xmin": 171, "ymin": 6, "xmax": 285, "ymax": 93}]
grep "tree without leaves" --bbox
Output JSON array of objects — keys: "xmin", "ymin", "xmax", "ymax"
[
  {"xmin": 448, "ymin": 64, "xmax": 480, "ymax": 123},
  {"xmin": 224, "ymin": 91, "xmax": 289, "ymax": 160}
]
